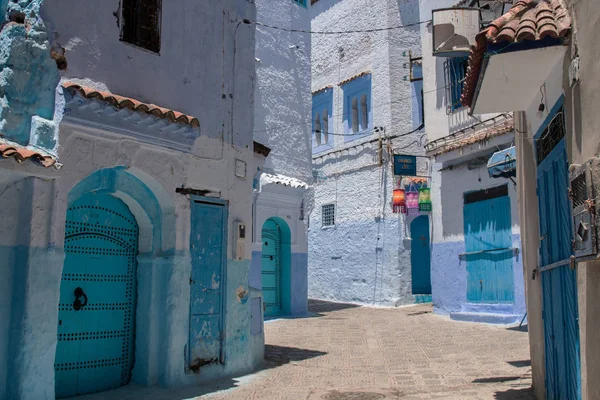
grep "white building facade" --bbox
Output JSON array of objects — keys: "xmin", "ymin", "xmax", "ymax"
[
  {"xmin": 309, "ymin": 0, "xmax": 429, "ymax": 306},
  {"xmin": 420, "ymin": 0, "xmax": 525, "ymax": 324},
  {"xmin": 0, "ymin": 1, "xmax": 264, "ymax": 399},
  {"xmin": 251, "ymin": 0, "xmax": 312, "ymax": 318}
]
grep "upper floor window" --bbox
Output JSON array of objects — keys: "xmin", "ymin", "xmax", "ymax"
[
  {"xmin": 411, "ymin": 63, "xmax": 424, "ymax": 128},
  {"xmin": 292, "ymin": 0, "xmax": 307, "ymax": 7},
  {"xmin": 312, "ymin": 88, "xmax": 333, "ymax": 153},
  {"xmin": 444, "ymin": 56, "xmax": 468, "ymax": 113},
  {"xmin": 342, "ymin": 74, "xmax": 372, "ymax": 142},
  {"xmin": 121, "ymin": 0, "xmax": 162, "ymax": 53}
]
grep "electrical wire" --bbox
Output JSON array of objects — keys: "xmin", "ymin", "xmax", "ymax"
[{"xmin": 241, "ymin": 18, "xmax": 430, "ymax": 35}]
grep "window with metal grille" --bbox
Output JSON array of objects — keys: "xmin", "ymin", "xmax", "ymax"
[
  {"xmin": 322, "ymin": 204, "xmax": 335, "ymax": 227},
  {"xmin": 536, "ymin": 109, "xmax": 565, "ymax": 165},
  {"xmin": 121, "ymin": 0, "xmax": 161, "ymax": 53},
  {"xmin": 444, "ymin": 56, "xmax": 469, "ymax": 113}
]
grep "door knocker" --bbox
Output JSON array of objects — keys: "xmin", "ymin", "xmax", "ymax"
[{"xmin": 73, "ymin": 287, "xmax": 88, "ymax": 311}]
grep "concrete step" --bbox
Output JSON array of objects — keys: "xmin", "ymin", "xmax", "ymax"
[{"xmin": 450, "ymin": 311, "xmax": 521, "ymax": 325}]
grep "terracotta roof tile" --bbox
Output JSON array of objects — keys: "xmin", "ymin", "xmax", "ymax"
[
  {"xmin": 63, "ymin": 83, "xmax": 200, "ymax": 128},
  {"xmin": 431, "ymin": 119, "xmax": 514, "ymax": 156},
  {"xmin": 461, "ymin": 0, "xmax": 571, "ymax": 108},
  {"xmin": 0, "ymin": 140, "xmax": 57, "ymax": 168}
]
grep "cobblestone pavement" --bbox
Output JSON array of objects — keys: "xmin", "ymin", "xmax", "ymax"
[
  {"xmin": 74, "ymin": 300, "xmax": 534, "ymax": 400},
  {"xmin": 205, "ymin": 300, "xmax": 533, "ymax": 400}
]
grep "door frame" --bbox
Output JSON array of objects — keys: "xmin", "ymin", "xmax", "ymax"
[{"xmin": 189, "ymin": 196, "xmax": 229, "ymax": 365}]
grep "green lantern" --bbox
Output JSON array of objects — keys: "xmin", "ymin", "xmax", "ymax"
[{"xmin": 418, "ymin": 187, "xmax": 432, "ymax": 212}]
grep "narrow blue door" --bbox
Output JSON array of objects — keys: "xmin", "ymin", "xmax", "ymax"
[
  {"xmin": 55, "ymin": 193, "xmax": 138, "ymax": 398},
  {"xmin": 463, "ymin": 187, "xmax": 514, "ymax": 302},
  {"xmin": 189, "ymin": 200, "xmax": 227, "ymax": 368},
  {"xmin": 262, "ymin": 219, "xmax": 282, "ymax": 317},
  {"xmin": 537, "ymin": 137, "xmax": 581, "ymax": 400},
  {"xmin": 411, "ymin": 216, "xmax": 431, "ymax": 294}
]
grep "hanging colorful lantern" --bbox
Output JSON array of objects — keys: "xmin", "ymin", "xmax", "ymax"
[
  {"xmin": 392, "ymin": 188, "xmax": 406, "ymax": 213},
  {"xmin": 418, "ymin": 187, "xmax": 432, "ymax": 212}
]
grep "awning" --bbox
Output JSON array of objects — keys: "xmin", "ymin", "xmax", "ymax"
[{"xmin": 488, "ymin": 146, "xmax": 516, "ymax": 178}]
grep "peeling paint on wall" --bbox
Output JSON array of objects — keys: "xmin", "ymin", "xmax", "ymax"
[{"xmin": 0, "ymin": 0, "xmax": 62, "ymax": 153}]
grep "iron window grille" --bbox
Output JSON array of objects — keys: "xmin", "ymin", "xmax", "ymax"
[
  {"xmin": 536, "ymin": 109, "xmax": 565, "ymax": 165},
  {"xmin": 322, "ymin": 204, "xmax": 335, "ymax": 227},
  {"xmin": 121, "ymin": 0, "xmax": 162, "ymax": 53},
  {"xmin": 444, "ymin": 56, "xmax": 469, "ymax": 114}
]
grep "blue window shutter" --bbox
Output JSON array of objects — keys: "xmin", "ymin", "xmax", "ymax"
[
  {"xmin": 312, "ymin": 88, "xmax": 333, "ymax": 154},
  {"xmin": 342, "ymin": 74, "xmax": 372, "ymax": 143}
]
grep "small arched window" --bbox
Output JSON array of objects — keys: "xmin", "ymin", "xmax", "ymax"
[
  {"xmin": 351, "ymin": 97, "xmax": 359, "ymax": 133},
  {"xmin": 360, "ymin": 94, "xmax": 368, "ymax": 131},
  {"xmin": 314, "ymin": 112, "xmax": 322, "ymax": 146},
  {"xmin": 322, "ymin": 108, "xmax": 329, "ymax": 144}
]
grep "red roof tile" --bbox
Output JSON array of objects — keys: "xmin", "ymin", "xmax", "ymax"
[
  {"xmin": 430, "ymin": 119, "xmax": 514, "ymax": 156},
  {"xmin": 461, "ymin": 0, "xmax": 571, "ymax": 108},
  {"xmin": 63, "ymin": 83, "xmax": 200, "ymax": 128},
  {"xmin": 0, "ymin": 140, "xmax": 57, "ymax": 167}
]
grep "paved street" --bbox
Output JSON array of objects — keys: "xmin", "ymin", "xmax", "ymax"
[{"xmin": 77, "ymin": 300, "xmax": 533, "ymax": 400}]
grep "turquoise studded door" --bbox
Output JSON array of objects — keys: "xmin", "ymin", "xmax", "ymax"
[
  {"xmin": 262, "ymin": 219, "xmax": 282, "ymax": 317},
  {"xmin": 55, "ymin": 193, "xmax": 139, "ymax": 398}
]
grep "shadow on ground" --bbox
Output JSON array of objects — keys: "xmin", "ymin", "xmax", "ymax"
[
  {"xmin": 264, "ymin": 344, "xmax": 327, "ymax": 366},
  {"xmin": 308, "ymin": 298, "xmax": 361, "ymax": 316},
  {"xmin": 494, "ymin": 387, "xmax": 535, "ymax": 399}
]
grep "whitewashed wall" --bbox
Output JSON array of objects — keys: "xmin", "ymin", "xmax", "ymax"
[{"xmin": 309, "ymin": 0, "xmax": 425, "ymax": 306}]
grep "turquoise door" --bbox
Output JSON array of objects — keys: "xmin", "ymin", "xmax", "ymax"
[
  {"xmin": 411, "ymin": 216, "xmax": 431, "ymax": 294},
  {"xmin": 537, "ymin": 136, "xmax": 581, "ymax": 400},
  {"xmin": 262, "ymin": 219, "xmax": 282, "ymax": 317},
  {"xmin": 189, "ymin": 200, "xmax": 227, "ymax": 368},
  {"xmin": 463, "ymin": 186, "xmax": 514, "ymax": 302},
  {"xmin": 55, "ymin": 193, "xmax": 138, "ymax": 398}
]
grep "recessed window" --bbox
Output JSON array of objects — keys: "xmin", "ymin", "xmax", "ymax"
[
  {"xmin": 312, "ymin": 88, "xmax": 333, "ymax": 153},
  {"xmin": 322, "ymin": 204, "xmax": 335, "ymax": 227},
  {"xmin": 342, "ymin": 74, "xmax": 372, "ymax": 142},
  {"xmin": 293, "ymin": 0, "xmax": 308, "ymax": 7},
  {"xmin": 444, "ymin": 56, "xmax": 468, "ymax": 113},
  {"xmin": 121, "ymin": 0, "xmax": 162, "ymax": 53}
]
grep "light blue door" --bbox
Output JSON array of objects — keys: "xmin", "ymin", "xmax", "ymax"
[
  {"xmin": 189, "ymin": 200, "xmax": 227, "ymax": 369},
  {"xmin": 537, "ymin": 137, "xmax": 581, "ymax": 400},
  {"xmin": 262, "ymin": 219, "xmax": 282, "ymax": 317},
  {"xmin": 55, "ymin": 193, "xmax": 138, "ymax": 398},
  {"xmin": 411, "ymin": 216, "xmax": 431, "ymax": 294},
  {"xmin": 463, "ymin": 188, "xmax": 514, "ymax": 302}
]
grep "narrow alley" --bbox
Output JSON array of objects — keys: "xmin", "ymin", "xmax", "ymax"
[{"xmin": 72, "ymin": 300, "xmax": 533, "ymax": 400}]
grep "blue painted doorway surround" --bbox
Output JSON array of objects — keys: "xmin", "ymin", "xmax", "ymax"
[
  {"xmin": 411, "ymin": 216, "xmax": 432, "ymax": 295},
  {"xmin": 189, "ymin": 199, "xmax": 227, "ymax": 368},
  {"xmin": 463, "ymin": 186, "xmax": 514, "ymax": 303},
  {"xmin": 55, "ymin": 193, "xmax": 139, "ymax": 398},
  {"xmin": 536, "ymin": 101, "xmax": 581, "ymax": 400}
]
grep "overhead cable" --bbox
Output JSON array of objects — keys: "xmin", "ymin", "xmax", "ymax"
[{"xmin": 240, "ymin": 18, "xmax": 431, "ymax": 35}]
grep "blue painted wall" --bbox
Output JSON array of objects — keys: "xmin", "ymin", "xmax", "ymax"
[
  {"xmin": 0, "ymin": 0, "xmax": 63, "ymax": 152},
  {"xmin": 431, "ymin": 234, "xmax": 526, "ymax": 323}
]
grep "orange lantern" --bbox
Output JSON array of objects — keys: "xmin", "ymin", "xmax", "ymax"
[{"xmin": 392, "ymin": 188, "xmax": 406, "ymax": 213}]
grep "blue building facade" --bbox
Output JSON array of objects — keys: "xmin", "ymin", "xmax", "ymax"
[{"xmin": 0, "ymin": 1, "xmax": 266, "ymax": 399}]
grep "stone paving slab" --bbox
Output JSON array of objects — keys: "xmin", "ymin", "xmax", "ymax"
[{"xmin": 74, "ymin": 300, "xmax": 534, "ymax": 400}]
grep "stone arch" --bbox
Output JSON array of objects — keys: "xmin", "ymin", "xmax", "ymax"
[{"xmin": 67, "ymin": 166, "xmax": 176, "ymax": 255}]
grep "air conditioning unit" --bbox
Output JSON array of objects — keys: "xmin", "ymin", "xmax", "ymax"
[
  {"xmin": 432, "ymin": 8, "xmax": 480, "ymax": 57},
  {"xmin": 569, "ymin": 159, "xmax": 600, "ymax": 260}
]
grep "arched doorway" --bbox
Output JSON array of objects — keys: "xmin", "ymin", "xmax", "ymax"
[
  {"xmin": 411, "ymin": 215, "xmax": 432, "ymax": 295},
  {"xmin": 55, "ymin": 192, "xmax": 139, "ymax": 398},
  {"xmin": 261, "ymin": 218, "xmax": 291, "ymax": 317}
]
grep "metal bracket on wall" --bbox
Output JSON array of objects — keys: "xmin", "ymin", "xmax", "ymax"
[{"xmin": 458, "ymin": 247, "xmax": 519, "ymax": 261}]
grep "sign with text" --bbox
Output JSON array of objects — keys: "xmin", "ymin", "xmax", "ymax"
[{"xmin": 393, "ymin": 155, "xmax": 417, "ymax": 176}]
